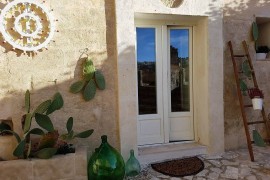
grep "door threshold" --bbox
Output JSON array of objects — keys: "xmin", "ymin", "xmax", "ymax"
[{"xmin": 138, "ymin": 141, "xmax": 207, "ymax": 165}]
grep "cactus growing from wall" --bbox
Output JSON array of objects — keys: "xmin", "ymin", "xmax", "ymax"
[{"xmin": 70, "ymin": 57, "xmax": 106, "ymax": 101}]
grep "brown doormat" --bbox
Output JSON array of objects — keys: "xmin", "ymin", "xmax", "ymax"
[{"xmin": 151, "ymin": 156, "xmax": 204, "ymax": 177}]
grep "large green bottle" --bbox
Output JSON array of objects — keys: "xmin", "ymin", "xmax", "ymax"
[
  {"xmin": 88, "ymin": 135, "xmax": 125, "ymax": 180},
  {"xmin": 125, "ymin": 149, "xmax": 141, "ymax": 177}
]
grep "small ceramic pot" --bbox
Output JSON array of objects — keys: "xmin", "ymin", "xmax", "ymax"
[{"xmin": 252, "ymin": 98, "xmax": 263, "ymax": 110}]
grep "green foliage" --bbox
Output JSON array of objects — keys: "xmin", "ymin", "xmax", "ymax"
[
  {"xmin": 33, "ymin": 100, "xmax": 52, "ymax": 116},
  {"xmin": 242, "ymin": 60, "xmax": 252, "ymax": 79},
  {"xmin": 70, "ymin": 80, "xmax": 85, "ymax": 93},
  {"xmin": 60, "ymin": 117, "xmax": 94, "ymax": 141},
  {"xmin": 13, "ymin": 140, "xmax": 26, "ymax": 158},
  {"xmin": 66, "ymin": 117, "xmax": 73, "ymax": 133},
  {"xmin": 46, "ymin": 92, "xmax": 63, "ymax": 115},
  {"xmin": 83, "ymin": 57, "xmax": 96, "ymax": 81},
  {"xmin": 240, "ymin": 79, "xmax": 248, "ymax": 96},
  {"xmin": 25, "ymin": 90, "xmax": 30, "ymax": 113},
  {"xmin": 23, "ymin": 113, "xmax": 32, "ymax": 133},
  {"xmin": 70, "ymin": 57, "xmax": 105, "ymax": 101},
  {"xmin": 34, "ymin": 148, "xmax": 58, "ymax": 159},
  {"xmin": 8, "ymin": 90, "xmax": 94, "ymax": 160},
  {"xmin": 253, "ymin": 130, "xmax": 266, "ymax": 147},
  {"xmin": 95, "ymin": 70, "xmax": 106, "ymax": 90},
  {"xmin": 35, "ymin": 113, "xmax": 55, "ymax": 132},
  {"xmin": 252, "ymin": 22, "xmax": 259, "ymax": 41},
  {"xmin": 74, "ymin": 129, "xmax": 94, "ymax": 138},
  {"xmin": 84, "ymin": 80, "xmax": 96, "ymax": 101}
]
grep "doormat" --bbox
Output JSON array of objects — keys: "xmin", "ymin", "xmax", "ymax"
[{"xmin": 151, "ymin": 156, "xmax": 204, "ymax": 177}]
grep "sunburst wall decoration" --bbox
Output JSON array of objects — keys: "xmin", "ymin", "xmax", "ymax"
[{"xmin": 0, "ymin": 0, "xmax": 56, "ymax": 52}]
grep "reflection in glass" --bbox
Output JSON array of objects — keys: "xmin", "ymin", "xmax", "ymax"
[
  {"xmin": 136, "ymin": 28, "xmax": 157, "ymax": 115},
  {"xmin": 170, "ymin": 29, "xmax": 190, "ymax": 112}
]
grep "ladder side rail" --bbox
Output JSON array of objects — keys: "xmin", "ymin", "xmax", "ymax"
[
  {"xmin": 242, "ymin": 41, "xmax": 259, "ymax": 87},
  {"xmin": 228, "ymin": 41, "xmax": 255, "ymax": 161}
]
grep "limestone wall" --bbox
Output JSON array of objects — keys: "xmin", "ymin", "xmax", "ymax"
[
  {"xmin": 224, "ymin": 0, "xmax": 270, "ymax": 150},
  {"xmin": 0, "ymin": 0, "xmax": 119, "ymax": 160}
]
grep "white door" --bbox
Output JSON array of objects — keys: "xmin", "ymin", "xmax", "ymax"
[{"xmin": 136, "ymin": 25, "xmax": 194, "ymax": 145}]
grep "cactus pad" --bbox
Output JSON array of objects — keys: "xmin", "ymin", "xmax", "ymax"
[
  {"xmin": 83, "ymin": 79, "xmax": 96, "ymax": 101},
  {"xmin": 83, "ymin": 57, "xmax": 96, "ymax": 81},
  {"xmin": 95, "ymin": 70, "xmax": 106, "ymax": 90},
  {"xmin": 70, "ymin": 80, "xmax": 85, "ymax": 93}
]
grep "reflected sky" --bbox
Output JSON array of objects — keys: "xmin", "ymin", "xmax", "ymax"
[
  {"xmin": 170, "ymin": 29, "xmax": 189, "ymax": 58},
  {"xmin": 136, "ymin": 28, "xmax": 156, "ymax": 62},
  {"xmin": 136, "ymin": 28, "xmax": 189, "ymax": 62}
]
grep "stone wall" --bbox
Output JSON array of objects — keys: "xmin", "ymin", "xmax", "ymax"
[
  {"xmin": 0, "ymin": 0, "xmax": 119, "ymax": 160},
  {"xmin": 224, "ymin": 0, "xmax": 270, "ymax": 150}
]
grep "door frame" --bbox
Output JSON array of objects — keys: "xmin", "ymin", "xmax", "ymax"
[{"xmin": 135, "ymin": 23, "xmax": 194, "ymax": 145}]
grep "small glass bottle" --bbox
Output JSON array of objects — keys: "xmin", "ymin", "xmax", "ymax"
[{"xmin": 125, "ymin": 149, "xmax": 141, "ymax": 177}]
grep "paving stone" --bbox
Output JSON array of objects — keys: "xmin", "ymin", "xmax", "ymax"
[
  {"xmin": 200, "ymin": 155, "xmax": 222, "ymax": 160},
  {"xmin": 183, "ymin": 176, "xmax": 193, "ymax": 180},
  {"xmin": 222, "ymin": 151, "xmax": 239, "ymax": 159},
  {"xmin": 196, "ymin": 169, "xmax": 208, "ymax": 177},
  {"xmin": 203, "ymin": 162, "xmax": 211, "ymax": 168},
  {"xmin": 208, "ymin": 160, "xmax": 222, "ymax": 167},
  {"xmin": 220, "ymin": 166, "xmax": 238, "ymax": 179},
  {"xmin": 208, "ymin": 172, "xmax": 220, "ymax": 180},
  {"xmin": 157, "ymin": 174, "xmax": 170, "ymax": 179},
  {"xmin": 239, "ymin": 167, "xmax": 251, "ymax": 178},
  {"xmin": 170, "ymin": 177, "xmax": 181, "ymax": 180},
  {"xmin": 221, "ymin": 159, "xmax": 239, "ymax": 166},
  {"xmin": 246, "ymin": 175, "xmax": 257, "ymax": 180},
  {"xmin": 210, "ymin": 167, "xmax": 223, "ymax": 174}
]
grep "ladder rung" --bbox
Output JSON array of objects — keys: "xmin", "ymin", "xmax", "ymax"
[
  {"xmin": 244, "ymin": 104, "xmax": 253, "ymax": 108},
  {"xmin": 234, "ymin": 54, "xmax": 247, "ymax": 57},
  {"xmin": 247, "ymin": 121, "xmax": 265, "ymax": 125}
]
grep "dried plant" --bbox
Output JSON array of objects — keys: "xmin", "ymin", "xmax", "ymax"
[{"xmin": 248, "ymin": 88, "xmax": 264, "ymax": 99}]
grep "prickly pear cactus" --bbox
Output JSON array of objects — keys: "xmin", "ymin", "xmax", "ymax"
[{"xmin": 70, "ymin": 57, "xmax": 106, "ymax": 101}]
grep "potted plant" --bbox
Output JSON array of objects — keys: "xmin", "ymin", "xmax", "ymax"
[
  {"xmin": 256, "ymin": 46, "xmax": 270, "ymax": 60},
  {"xmin": 2, "ymin": 90, "xmax": 94, "ymax": 160},
  {"xmin": 248, "ymin": 88, "xmax": 264, "ymax": 110}
]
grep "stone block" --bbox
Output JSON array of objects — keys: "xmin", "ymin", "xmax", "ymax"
[
  {"xmin": 75, "ymin": 147, "xmax": 88, "ymax": 176},
  {"xmin": 0, "ymin": 159, "xmax": 33, "ymax": 180},
  {"xmin": 33, "ymin": 154, "xmax": 75, "ymax": 180}
]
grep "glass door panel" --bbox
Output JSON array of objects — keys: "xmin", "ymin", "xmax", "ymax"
[
  {"xmin": 136, "ymin": 28, "xmax": 157, "ymax": 115},
  {"xmin": 169, "ymin": 29, "xmax": 190, "ymax": 113}
]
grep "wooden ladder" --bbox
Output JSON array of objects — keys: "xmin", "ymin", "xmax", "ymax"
[{"xmin": 228, "ymin": 40, "xmax": 270, "ymax": 161}]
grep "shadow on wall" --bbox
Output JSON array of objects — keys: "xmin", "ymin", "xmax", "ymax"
[
  {"xmin": 0, "ymin": 0, "xmax": 120, "ymax": 158},
  {"xmin": 218, "ymin": 0, "xmax": 270, "ymax": 150}
]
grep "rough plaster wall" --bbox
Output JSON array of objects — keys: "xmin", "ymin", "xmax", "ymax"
[
  {"xmin": 224, "ymin": 0, "xmax": 270, "ymax": 150},
  {"xmin": 0, "ymin": 0, "xmax": 119, "ymax": 158}
]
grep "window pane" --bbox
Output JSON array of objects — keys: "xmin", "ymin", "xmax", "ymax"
[
  {"xmin": 170, "ymin": 29, "xmax": 190, "ymax": 112},
  {"xmin": 136, "ymin": 28, "xmax": 157, "ymax": 115}
]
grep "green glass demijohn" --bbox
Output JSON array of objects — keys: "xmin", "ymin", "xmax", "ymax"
[
  {"xmin": 88, "ymin": 135, "xmax": 125, "ymax": 180},
  {"xmin": 125, "ymin": 149, "xmax": 141, "ymax": 177}
]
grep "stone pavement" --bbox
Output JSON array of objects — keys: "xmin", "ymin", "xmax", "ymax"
[{"xmin": 126, "ymin": 145, "xmax": 270, "ymax": 180}]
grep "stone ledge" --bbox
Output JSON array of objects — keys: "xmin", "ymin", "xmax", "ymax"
[{"xmin": 0, "ymin": 146, "xmax": 88, "ymax": 180}]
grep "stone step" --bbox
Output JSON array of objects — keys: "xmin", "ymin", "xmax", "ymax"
[{"xmin": 138, "ymin": 142, "xmax": 207, "ymax": 165}]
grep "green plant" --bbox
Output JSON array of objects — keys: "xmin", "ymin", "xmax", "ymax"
[
  {"xmin": 252, "ymin": 21, "xmax": 259, "ymax": 51},
  {"xmin": 6, "ymin": 90, "xmax": 94, "ymax": 159},
  {"xmin": 60, "ymin": 117, "xmax": 94, "ymax": 141},
  {"xmin": 70, "ymin": 57, "xmax": 106, "ymax": 101}
]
